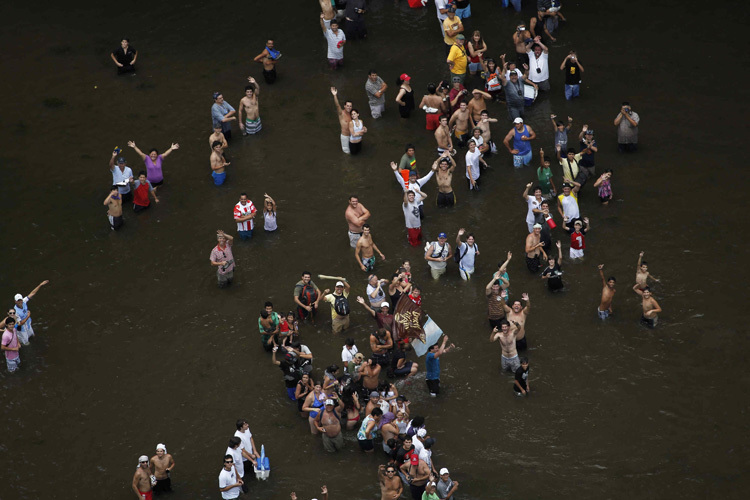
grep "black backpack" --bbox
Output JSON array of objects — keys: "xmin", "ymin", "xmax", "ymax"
[
  {"xmin": 299, "ymin": 283, "xmax": 318, "ymax": 305},
  {"xmin": 334, "ymin": 294, "xmax": 350, "ymax": 316}
]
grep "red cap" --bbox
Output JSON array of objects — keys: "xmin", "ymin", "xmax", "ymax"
[
  {"xmin": 400, "ymin": 73, "xmax": 411, "ymax": 81},
  {"xmin": 410, "ymin": 454, "xmax": 419, "ymax": 465}
]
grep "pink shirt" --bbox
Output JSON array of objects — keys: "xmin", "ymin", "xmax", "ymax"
[
  {"xmin": 145, "ymin": 155, "xmax": 164, "ymax": 184},
  {"xmin": 2, "ymin": 328, "xmax": 19, "ymax": 360},
  {"xmin": 210, "ymin": 244, "xmax": 235, "ymax": 274}
]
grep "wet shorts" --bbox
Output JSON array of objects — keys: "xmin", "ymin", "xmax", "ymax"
[{"xmin": 598, "ymin": 308, "xmax": 610, "ymax": 320}]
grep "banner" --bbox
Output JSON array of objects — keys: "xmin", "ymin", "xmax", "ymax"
[
  {"xmin": 411, "ymin": 316, "xmax": 443, "ymax": 357},
  {"xmin": 393, "ymin": 295, "xmax": 425, "ymax": 344}
]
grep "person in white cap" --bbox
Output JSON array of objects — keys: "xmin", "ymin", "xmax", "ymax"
[
  {"xmin": 424, "ymin": 233, "xmax": 453, "ymax": 280},
  {"xmin": 503, "ymin": 117, "xmax": 536, "ymax": 168},
  {"xmin": 322, "ymin": 279, "xmax": 351, "ymax": 334},
  {"xmin": 13, "ymin": 280, "xmax": 49, "ymax": 345},
  {"xmin": 132, "ymin": 455, "xmax": 153, "ymax": 500},
  {"xmin": 436, "ymin": 468, "xmax": 459, "ymax": 500},
  {"xmin": 150, "ymin": 443, "xmax": 174, "ymax": 494}
]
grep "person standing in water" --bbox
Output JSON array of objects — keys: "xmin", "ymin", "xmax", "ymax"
[
  {"xmin": 633, "ymin": 286, "xmax": 662, "ymax": 328},
  {"xmin": 395, "ymin": 74, "xmax": 415, "ymax": 119},
  {"xmin": 597, "ymin": 264, "xmax": 616, "ymax": 319},
  {"xmin": 253, "ymin": 39, "xmax": 281, "ymax": 84},
  {"xmin": 127, "ymin": 141, "xmax": 179, "ymax": 187},
  {"xmin": 238, "ymin": 78, "xmax": 262, "ymax": 136},
  {"xmin": 331, "ymin": 87, "xmax": 353, "ymax": 154},
  {"xmin": 348, "ymin": 109, "xmax": 368, "ymax": 155},
  {"xmin": 635, "ymin": 251, "xmax": 660, "ymax": 290},
  {"xmin": 262, "ymin": 193, "xmax": 277, "ymax": 232}
]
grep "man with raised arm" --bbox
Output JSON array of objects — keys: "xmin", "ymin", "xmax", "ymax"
[
  {"xmin": 331, "ymin": 87, "xmax": 353, "ymax": 153},
  {"xmin": 597, "ymin": 264, "xmax": 616, "ymax": 320}
]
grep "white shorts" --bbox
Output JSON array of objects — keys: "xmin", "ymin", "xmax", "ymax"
[
  {"xmin": 348, "ymin": 230, "xmax": 362, "ymax": 248},
  {"xmin": 569, "ymin": 247, "xmax": 584, "ymax": 259},
  {"xmin": 459, "ymin": 267, "xmax": 474, "ymax": 280},
  {"xmin": 369, "ymin": 103, "xmax": 385, "ymax": 119},
  {"xmin": 340, "ymin": 134, "xmax": 350, "ymax": 154}
]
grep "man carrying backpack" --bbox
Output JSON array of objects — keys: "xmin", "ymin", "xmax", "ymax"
[
  {"xmin": 455, "ymin": 228, "xmax": 479, "ymax": 280},
  {"xmin": 294, "ymin": 271, "xmax": 323, "ymax": 324},
  {"xmin": 424, "ymin": 232, "xmax": 453, "ymax": 280},
  {"xmin": 323, "ymin": 279, "xmax": 351, "ymax": 334}
]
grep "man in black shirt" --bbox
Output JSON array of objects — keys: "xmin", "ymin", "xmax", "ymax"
[
  {"xmin": 513, "ymin": 357, "xmax": 530, "ymax": 396},
  {"xmin": 560, "ymin": 51, "xmax": 584, "ymax": 100},
  {"xmin": 111, "ymin": 38, "xmax": 138, "ymax": 75},
  {"xmin": 541, "ymin": 241, "xmax": 563, "ymax": 291}
]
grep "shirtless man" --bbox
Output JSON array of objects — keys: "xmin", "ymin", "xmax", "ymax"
[
  {"xmin": 400, "ymin": 456, "xmax": 431, "ymax": 500},
  {"xmin": 489, "ymin": 320, "xmax": 521, "ymax": 373},
  {"xmin": 633, "ymin": 286, "xmax": 662, "ymax": 328},
  {"xmin": 524, "ymin": 223, "xmax": 547, "ymax": 273},
  {"xmin": 378, "ymin": 464, "xmax": 403, "ymax": 500},
  {"xmin": 435, "ymin": 154, "xmax": 457, "ymax": 208},
  {"xmin": 238, "ymin": 78, "xmax": 262, "ymax": 136},
  {"xmin": 361, "ymin": 358, "xmax": 381, "ymax": 392},
  {"xmin": 355, "ymin": 224, "xmax": 386, "ymax": 272},
  {"xmin": 449, "ymin": 101, "xmax": 471, "ymax": 148},
  {"xmin": 597, "ymin": 264, "xmax": 616, "ymax": 320},
  {"xmin": 345, "ymin": 195, "xmax": 371, "ymax": 248},
  {"xmin": 209, "ymin": 124, "xmax": 228, "ymax": 150},
  {"xmin": 467, "ymin": 89, "xmax": 491, "ymax": 124},
  {"xmin": 315, "ymin": 400, "xmax": 344, "ymax": 452},
  {"xmin": 210, "ymin": 141, "xmax": 229, "ymax": 186},
  {"xmin": 132, "ymin": 455, "xmax": 153, "ymax": 500},
  {"xmin": 475, "ymin": 110, "xmax": 498, "ymax": 152},
  {"xmin": 253, "ymin": 39, "xmax": 280, "ymax": 84},
  {"xmin": 150, "ymin": 444, "xmax": 175, "ymax": 494},
  {"xmin": 319, "ymin": 0, "xmax": 335, "ymax": 28},
  {"xmin": 434, "ymin": 115, "xmax": 454, "ymax": 154},
  {"xmin": 635, "ymin": 251, "xmax": 660, "ymax": 290},
  {"xmin": 104, "ymin": 186, "xmax": 124, "ymax": 231},
  {"xmin": 418, "ymin": 84, "xmax": 444, "ymax": 131},
  {"xmin": 331, "ymin": 87, "xmax": 353, "ymax": 154},
  {"xmin": 503, "ymin": 293, "xmax": 530, "ymax": 350},
  {"xmin": 512, "ymin": 21, "xmax": 533, "ymax": 68}
]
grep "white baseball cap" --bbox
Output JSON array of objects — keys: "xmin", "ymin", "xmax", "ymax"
[
  {"xmin": 440, "ymin": 468, "xmax": 450, "ymax": 475},
  {"xmin": 14, "ymin": 294, "xmax": 23, "ymax": 301},
  {"xmin": 417, "ymin": 428, "xmax": 427, "ymax": 438},
  {"xmin": 513, "ymin": 117, "xmax": 523, "ymax": 124},
  {"xmin": 335, "ymin": 281, "xmax": 345, "ymax": 287}
]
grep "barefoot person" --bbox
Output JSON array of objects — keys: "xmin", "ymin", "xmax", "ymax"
[
  {"xmin": 132, "ymin": 455, "xmax": 154, "ymax": 500},
  {"xmin": 210, "ymin": 141, "xmax": 230, "ymax": 186},
  {"xmin": 238, "ymin": 78, "xmax": 262, "ymax": 136},
  {"xmin": 150, "ymin": 444, "xmax": 175, "ymax": 495},
  {"xmin": 331, "ymin": 87, "xmax": 353, "ymax": 153},
  {"xmin": 355, "ymin": 224, "xmax": 386, "ymax": 272},
  {"xmin": 502, "ymin": 293, "xmax": 530, "ymax": 351},
  {"xmin": 104, "ymin": 186, "xmax": 124, "ymax": 231},
  {"xmin": 489, "ymin": 320, "xmax": 521, "ymax": 373},
  {"xmin": 253, "ymin": 40, "xmax": 281, "ymax": 84},
  {"xmin": 633, "ymin": 286, "xmax": 662, "ymax": 328},
  {"xmin": 635, "ymin": 251, "xmax": 660, "ymax": 290},
  {"xmin": 378, "ymin": 464, "xmax": 403, "ymax": 500},
  {"xmin": 597, "ymin": 264, "xmax": 616, "ymax": 320}
]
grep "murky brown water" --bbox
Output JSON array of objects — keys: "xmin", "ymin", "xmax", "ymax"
[{"xmin": 1, "ymin": 1, "xmax": 748, "ymax": 499}]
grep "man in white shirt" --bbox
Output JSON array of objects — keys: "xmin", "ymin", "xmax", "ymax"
[
  {"xmin": 522, "ymin": 182, "xmax": 544, "ymax": 232},
  {"xmin": 557, "ymin": 183, "xmax": 581, "ymax": 223},
  {"xmin": 225, "ymin": 437, "xmax": 247, "ymax": 493},
  {"xmin": 341, "ymin": 338, "xmax": 359, "ymax": 366},
  {"xmin": 320, "ymin": 15, "xmax": 346, "ymax": 69},
  {"xmin": 218, "ymin": 454, "xmax": 243, "ymax": 499},
  {"xmin": 455, "ymin": 228, "xmax": 479, "ymax": 280},
  {"xmin": 424, "ymin": 232, "xmax": 453, "ymax": 280},
  {"xmin": 526, "ymin": 37, "xmax": 550, "ymax": 91},
  {"xmin": 234, "ymin": 420, "xmax": 258, "ymax": 476},
  {"xmin": 109, "ymin": 152, "xmax": 134, "ymax": 203},
  {"xmin": 234, "ymin": 193, "xmax": 257, "ymax": 241},
  {"xmin": 403, "ymin": 189, "xmax": 427, "ymax": 247},
  {"xmin": 465, "ymin": 139, "xmax": 487, "ymax": 190}
]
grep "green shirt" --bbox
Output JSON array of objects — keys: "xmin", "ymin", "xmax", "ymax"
[
  {"xmin": 399, "ymin": 153, "xmax": 417, "ymax": 172},
  {"xmin": 537, "ymin": 166, "xmax": 553, "ymax": 194},
  {"xmin": 258, "ymin": 312, "xmax": 280, "ymax": 343}
]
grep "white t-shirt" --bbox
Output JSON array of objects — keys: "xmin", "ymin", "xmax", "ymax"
[
  {"xmin": 219, "ymin": 467, "xmax": 241, "ymax": 499},
  {"xmin": 366, "ymin": 283, "xmax": 386, "ymax": 307},
  {"xmin": 403, "ymin": 201, "xmax": 422, "ymax": 229},
  {"xmin": 526, "ymin": 196, "xmax": 542, "ymax": 225},
  {"xmin": 456, "ymin": 242, "xmax": 478, "ymax": 271},
  {"xmin": 435, "ymin": 0, "xmax": 450, "ymax": 20},
  {"xmin": 341, "ymin": 344, "xmax": 359, "ymax": 364},
  {"xmin": 324, "ymin": 29, "xmax": 346, "ymax": 59},
  {"xmin": 560, "ymin": 193, "xmax": 580, "ymax": 220},
  {"xmin": 226, "ymin": 446, "xmax": 244, "ymax": 478},
  {"xmin": 234, "ymin": 428, "xmax": 254, "ymax": 459},
  {"xmin": 426, "ymin": 242, "xmax": 451, "ymax": 270},
  {"xmin": 465, "ymin": 148, "xmax": 482, "ymax": 181},
  {"xmin": 527, "ymin": 50, "xmax": 549, "ymax": 82}
]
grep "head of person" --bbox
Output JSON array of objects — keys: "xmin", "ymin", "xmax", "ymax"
[
  {"xmin": 245, "ymin": 85, "xmax": 255, "ymax": 97},
  {"xmin": 345, "ymin": 337, "xmax": 356, "ymax": 349},
  {"xmin": 439, "ymin": 156, "xmax": 450, "ymax": 170},
  {"xmin": 385, "ymin": 465, "xmax": 397, "ymax": 476},
  {"xmin": 640, "ymin": 260, "xmax": 648, "ymax": 273},
  {"xmin": 480, "ymin": 110, "xmax": 489, "ymax": 121},
  {"xmin": 120, "ymin": 38, "xmax": 130, "ymax": 49},
  {"xmin": 4, "ymin": 317, "xmax": 16, "ymax": 329},
  {"xmin": 335, "ymin": 281, "xmax": 345, "ymax": 293},
  {"xmin": 223, "ymin": 454, "xmax": 234, "ymax": 470},
  {"xmin": 402, "ymin": 260, "xmax": 411, "ymax": 272},
  {"xmin": 368, "ymin": 273, "xmax": 379, "ymax": 286},
  {"xmin": 138, "ymin": 171, "xmax": 147, "ymax": 183},
  {"xmin": 324, "ymin": 399, "xmax": 335, "ymax": 411},
  {"xmin": 228, "ymin": 436, "xmax": 241, "ymax": 450},
  {"xmin": 266, "ymin": 39, "xmax": 274, "ymax": 48},
  {"xmin": 427, "ymin": 83, "xmax": 437, "ymax": 95},
  {"xmin": 403, "ymin": 436, "xmax": 412, "ymax": 449},
  {"xmin": 368, "ymin": 69, "xmax": 379, "ymax": 82},
  {"xmin": 533, "ymin": 186, "xmax": 542, "ymax": 198},
  {"xmin": 236, "ymin": 419, "xmax": 249, "ymax": 431},
  {"xmin": 264, "ymin": 301, "xmax": 273, "ymax": 314},
  {"xmin": 573, "ymin": 220, "xmax": 583, "ymax": 232},
  {"xmin": 509, "ymin": 71, "xmax": 519, "ymax": 84},
  {"xmin": 542, "ymin": 154, "xmax": 551, "ymax": 168},
  {"xmin": 439, "ymin": 115, "xmax": 449, "ymax": 128},
  {"xmin": 555, "ymin": 121, "xmax": 566, "ymax": 131},
  {"xmin": 300, "ymin": 372, "xmax": 310, "ymax": 385},
  {"xmin": 562, "ymin": 183, "xmax": 572, "ymax": 195},
  {"xmin": 314, "ymin": 381, "xmax": 323, "ymax": 393},
  {"xmin": 411, "ymin": 285, "xmax": 421, "ymax": 297},
  {"xmin": 486, "ymin": 58, "xmax": 497, "ymax": 72},
  {"xmin": 440, "ymin": 468, "xmax": 451, "ymax": 480},
  {"xmin": 138, "ymin": 455, "xmax": 149, "ymax": 468},
  {"xmin": 326, "ymin": 364, "xmax": 339, "ymax": 376},
  {"xmin": 369, "ymin": 391, "xmax": 380, "ymax": 403},
  {"xmin": 110, "ymin": 185, "xmax": 119, "ymax": 195},
  {"xmin": 533, "ymin": 44, "xmax": 543, "ymax": 57},
  {"xmin": 344, "ymin": 99, "xmax": 353, "ymax": 113},
  {"xmin": 512, "ymin": 300, "xmax": 523, "ymax": 313},
  {"xmin": 406, "ymin": 190, "xmax": 416, "ymax": 202},
  {"xmin": 548, "ymin": 254, "xmax": 556, "ymax": 267},
  {"xmin": 259, "ymin": 310, "xmax": 269, "ymax": 319},
  {"xmin": 519, "ymin": 357, "xmax": 529, "ymax": 369},
  {"xmin": 349, "ymin": 195, "xmax": 359, "ymax": 208},
  {"xmin": 351, "ymin": 108, "xmax": 360, "ymax": 120},
  {"xmin": 398, "ymin": 73, "xmax": 411, "ymax": 86},
  {"xmin": 156, "ymin": 444, "xmax": 166, "ymax": 457},
  {"xmin": 213, "ymin": 92, "xmax": 224, "ymax": 103},
  {"xmin": 491, "ymin": 280, "xmax": 501, "ymax": 293},
  {"xmin": 459, "ymin": 101, "xmax": 467, "ymax": 112},
  {"xmin": 607, "ymin": 277, "xmax": 616, "ymax": 289},
  {"xmin": 371, "ymin": 407, "xmax": 384, "ymax": 420},
  {"xmin": 405, "ymin": 143, "xmax": 415, "ymax": 156},
  {"xmin": 447, "ymin": 7, "xmax": 456, "ymax": 18},
  {"xmin": 353, "ymin": 352, "xmax": 365, "ymax": 365},
  {"xmin": 301, "ymin": 271, "xmax": 312, "ymax": 284},
  {"xmin": 217, "ymin": 232, "xmax": 227, "ymax": 245},
  {"xmin": 330, "ymin": 19, "xmax": 339, "ymax": 32},
  {"xmin": 408, "ymin": 170, "xmax": 418, "ymax": 183},
  {"xmin": 642, "ymin": 286, "xmax": 651, "ymax": 298},
  {"xmin": 533, "ymin": 223, "xmax": 542, "ymax": 234},
  {"xmin": 466, "ymin": 233, "xmax": 475, "ymax": 246},
  {"xmin": 468, "ymin": 139, "xmax": 476, "ymax": 151},
  {"xmin": 376, "ymin": 301, "xmax": 389, "ymax": 314},
  {"xmin": 517, "ymin": 22, "xmax": 526, "ymax": 33},
  {"xmin": 499, "ymin": 318, "xmax": 510, "ymax": 333},
  {"xmin": 472, "ymin": 30, "xmax": 483, "ymax": 45},
  {"xmin": 514, "ymin": 117, "xmax": 524, "ymax": 130},
  {"xmin": 452, "ymin": 77, "xmax": 462, "ymax": 89},
  {"xmin": 437, "ymin": 232, "xmax": 447, "ymax": 244},
  {"xmin": 239, "ymin": 192, "xmax": 249, "ymax": 205},
  {"xmin": 212, "ymin": 140, "xmax": 223, "ymax": 152},
  {"xmin": 116, "ymin": 157, "xmax": 127, "ymax": 169},
  {"xmin": 472, "ymin": 128, "xmax": 482, "ymax": 139},
  {"xmin": 541, "ymin": 200, "xmax": 550, "ymax": 212},
  {"xmin": 622, "ymin": 101, "xmax": 631, "ymax": 112},
  {"xmin": 455, "ymin": 34, "xmax": 465, "ymax": 46}
]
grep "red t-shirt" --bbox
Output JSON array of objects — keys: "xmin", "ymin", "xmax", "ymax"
[
  {"xmin": 569, "ymin": 230, "xmax": 586, "ymax": 250},
  {"xmin": 133, "ymin": 181, "xmax": 152, "ymax": 207}
]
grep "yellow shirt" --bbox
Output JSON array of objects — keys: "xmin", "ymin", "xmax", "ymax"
[
  {"xmin": 447, "ymin": 45, "xmax": 468, "ymax": 75},
  {"xmin": 325, "ymin": 291, "xmax": 349, "ymax": 319},
  {"xmin": 443, "ymin": 17, "xmax": 463, "ymax": 45}
]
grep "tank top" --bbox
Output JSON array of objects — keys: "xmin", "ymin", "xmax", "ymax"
[
  {"xmin": 358, "ymin": 415, "xmax": 377, "ymax": 440},
  {"xmin": 308, "ymin": 392, "xmax": 325, "ymax": 419},
  {"xmin": 390, "ymin": 288, "xmax": 402, "ymax": 306},
  {"xmin": 263, "ymin": 211, "xmax": 277, "ymax": 231},
  {"xmin": 514, "ymin": 125, "xmax": 531, "ymax": 155},
  {"xmin": 485, "ymin": 69, "xmax": 501, "ymax": 91},
  {"xmin": 350, "ymin": 120, "xmax": 364, "ymax": 142},
  {"xmin": 400, "ymin": 88, "xmax": 414, "ymax": 116},
  {"xmin": 468, "ymin": 42, "xmax": 482, "ymax": 63}
]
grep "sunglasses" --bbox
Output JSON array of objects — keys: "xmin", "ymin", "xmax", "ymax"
[{"xmin": 224, "ymin": 460, "xmax": 233, "ymax": 464}]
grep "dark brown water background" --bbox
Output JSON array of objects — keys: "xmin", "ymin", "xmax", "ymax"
[{"xmin": 1, "ymin": 0, "xmax": 748, "ymax": 498}]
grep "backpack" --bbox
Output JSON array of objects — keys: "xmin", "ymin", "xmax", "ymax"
[
  {"xmin": 298, "ymin": 283, "xmax": 318, "ymax": 305},
  {"xmin": 425, "ymin": 241, "xmax": 446, "ymax": 258},
  {"xmin": 334, "ymin": 294, "xmax": 350, "ymax": 316},
  {"xmin": 455, "ymin": 242, "xmax": 478, "ymax": 264}
]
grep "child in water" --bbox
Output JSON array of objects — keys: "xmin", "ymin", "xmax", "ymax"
[{"xmin": 594, "ymin": 169, "xmax": 613, "ymax": 205}]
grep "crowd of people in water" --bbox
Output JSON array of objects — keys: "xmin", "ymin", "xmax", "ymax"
[{"xmin": 2, "ymin": 2, "xmax": 666, "ymax": 500}]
